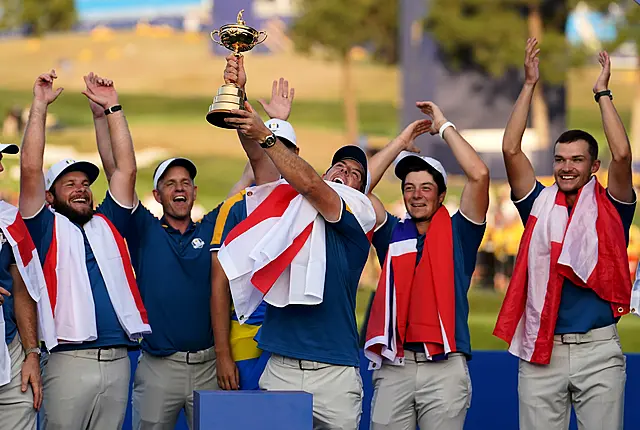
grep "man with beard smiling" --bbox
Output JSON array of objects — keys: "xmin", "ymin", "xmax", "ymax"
[
  {"xmin": 363, "ymin": 101, "xmax": 489, "ymax": 430},
  {"xmin": 20, "ymin": 70, "xmax": 149, "ymax": 430},
  {"xmin": 493, "ymin": 40, "xmax": 635, "ymax": 430}
]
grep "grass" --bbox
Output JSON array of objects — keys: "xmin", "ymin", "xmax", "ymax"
[
  {"xmin": 0, "ymin": 89, "xmax": 398, "ymax": 137},
  {"xmin": 0, "ymin": 31, "xmax": 398, "ymax": 102}
]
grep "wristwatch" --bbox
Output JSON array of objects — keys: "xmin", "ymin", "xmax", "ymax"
[
  {"xmin": 259, "ymin": 132, "xmax": 277, "ymax": 149},
  {"xmin": 594, "ymin": 90, "xmax": 612, "ymax": 103},
  {"xmin": 24, "ymin": 347, "xmax": 41, "ymax": 358}
]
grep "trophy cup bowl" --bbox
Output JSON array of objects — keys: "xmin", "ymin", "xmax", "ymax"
[{"xmin": 207, "ymin": 10, "xmax": 268, "ymax": 128}]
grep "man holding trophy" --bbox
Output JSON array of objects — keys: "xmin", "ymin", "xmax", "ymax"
[{"xmin": 210, "ymin": 14, "xmax": 384, "ymax": 429}]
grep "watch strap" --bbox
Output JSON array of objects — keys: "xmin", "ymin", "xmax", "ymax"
[
  {"xmin": 594, "ymin": 90, "xmax": 612, "ymax": 103},
  {"xmin": 104, "ymin": 104, "xmax": 123, "ymax": 115},
  {"xmin": 24, "ymin": 347, "xmax": 41, "ymax": 357}
]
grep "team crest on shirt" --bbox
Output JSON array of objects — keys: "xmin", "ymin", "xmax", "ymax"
[{"xmin": 191, "ymin": 238, "xmax": 205, "ymax": 249}]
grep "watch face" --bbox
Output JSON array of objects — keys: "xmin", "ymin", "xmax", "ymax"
[{"xmin": 263, "ymin": 134, "xmax": 276, "ymax": 147}]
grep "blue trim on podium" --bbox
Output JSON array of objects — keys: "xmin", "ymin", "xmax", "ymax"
[
  {"xmin": 194, "ymin": 391, "xmax": 313, "ymax": 430},
  {"xmin": 121, "ymin": 349, "xmax": 640, "ymax": 429}
]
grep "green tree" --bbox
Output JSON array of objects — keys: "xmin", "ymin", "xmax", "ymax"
[
  {"xmin": 615, "ymin": 3, "xmax": 640, "ymax": 165},
  {"xmin": 425, "ymin": 0, "xmax": 611, "ymax": 149},
  {"xmin": 290, "ymin": 0, "xmax": 398, "ymax": 145},
  {"xmin": 0, "ymin": 0, "xmax": 76, "ymax": 35}
]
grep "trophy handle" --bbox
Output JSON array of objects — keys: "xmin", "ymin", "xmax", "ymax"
[
  {"xmin": 256, "ymin": 31, "xmax": 268, "ymax": 45},
  {"xmin": 210, "ymin": 30, "xmax": 224, "ymax": 46}
]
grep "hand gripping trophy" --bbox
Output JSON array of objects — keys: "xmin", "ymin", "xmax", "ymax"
[{"xmin": 206, "ymin": 10, "xmax": 267, "ymax": 128}]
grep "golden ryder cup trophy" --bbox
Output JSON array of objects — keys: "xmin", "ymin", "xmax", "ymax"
[{"xmin": 206, "ymin": 10, "xmax": 267, "ymax": 128}]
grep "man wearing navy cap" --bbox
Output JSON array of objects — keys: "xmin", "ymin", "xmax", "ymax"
[
  {"xmin": 363, "ymin": 101, "xmax": 489, "ymax": 430},
  {"xmin": 20, "ymin": 70, "xmax": 145, "ymax": 430},
  {"xmin": 0, "ymin": 143, "xmax": 43, "ymax": 430}
]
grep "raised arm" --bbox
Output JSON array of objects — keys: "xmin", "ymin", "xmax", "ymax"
[
  {"xmin": 226, "ymin": 161, "xmax": 254, "ymax": 198},
  {"xmin": 503, "ymin": 38, "xmax": 539, "ymax": 200},
  {"xmin": 368, "ymin": 192, "xmax": 388, "ymax": 228},
  {"xmin": 211, "ymin": 252, "xmax": 239, "ymax": 390},
  {"xmin": 368, "ymin": 120, "xmax": 431, "ymax": 192},
  {"xmin": 225, "ymin": 103, "xmax": 343, "ymax": 221},
  {"xmin": 226, "ymin": 76, "xmax": 297, "ymax": 197},
  {"xmin": 20, "ymin": 70, "xmax": 64, "ymax": 218},
  {"xmin": 87, "ymin": 74, "xmax": 116, "ymax": 182},
  {"xmin": 258, "ymin": 78, "xmax": 295, "ymax": 121},
  {"xmin": 223, "ymin": 55, "xmax": 279, "ymax": 186},
  {"xmin": 418, "ymin": 101, "xmax": 490, "ymax": 223},
  {"xmin": 12, "ymin": 265, "xmax": 42, "ymax": 410},
  {"xmin": 82, "ymin": 74, "xmax": 136, "ymax": 207},
  {"xmin": 594, "ymin": 51, "xmax": 634, "ymax": 202}
]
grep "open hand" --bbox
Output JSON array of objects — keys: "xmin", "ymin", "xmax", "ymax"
[
  {"xmin": 33, "ymin": 70, "xmax": 64, "ymax": 105},
  {"xmin": 395, "ymin": 119, "xmax": 432, "ymax": 153},
  {"xmin": 258, "ymin": 78, "xmax": 295, "ymax": 120},
  {"xmin": 224, "ymin": 54, "xmax": 247, "ymax": 89},
  {"xmin": 593, "ymin": 51, "xmax": 611, "ymax": 94},
  {"xmin": 85, "ymin": 73, "xmax": 112, "ymax": 118},
  {"xmin": 416, "ymin": 101, "xmax": 448, "ymax": 135},
  {"xmin": 82, "ymin": 72, "xmax": 118, "ymax": 109},
  {"xmin": 524, "ymin": 38, "xmax": 540, "ymax": 85},
  {"xmin": 225, "ymin": 101, "xmax": 272, "ymax": 142}
]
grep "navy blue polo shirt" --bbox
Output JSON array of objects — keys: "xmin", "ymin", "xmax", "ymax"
[
  {"xmin": 24, "ymin": 191, "xmax": 138, "ymax": 351},
  {"xmin": 125, "ymin": 202, "xmax": 220, "ymax": 356},
  {"xmin": 372, "ymin": 211, "xmax": 486, "ymax": 358},
  {"xmin": 0, "ymin": 238, "xmax": 17, "ymax": 345},
  {"xmin": 514, "ymin": 181, "xmax": 636, "ymax": 335},
  {"xmin": 213, "ymin": 192, "xmax": 371, "ymax": 367}
]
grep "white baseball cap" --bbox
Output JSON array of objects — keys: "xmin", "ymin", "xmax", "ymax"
[
  {"xmin": 45, "ymin": 158, "xmax": 100, "ymax": 191},
  {"xmin": 153, "ymin": 157, "xmax": 197, "ymax": 189},
  {"xmin": 265, "ymin": 119, "xmax": 297, "ymax": 149},
  {"xmin": 0, "ymin": 143, "xmax": 19, "ymax": 155},
  {"xmin": 394, "ymin": 153, "xmax": 448, "ymax": 186}
]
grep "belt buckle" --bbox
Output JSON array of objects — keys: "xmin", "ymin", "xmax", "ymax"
[
  {"xmin": 97, "ymin": 348, "xmax": 109, "ymax": 361},
  {"xmin": 298, "ymin": 360, "xmax": 317, "ymax": 371},
  {"xmin": 186, "ymin": 352, "xmax": 193, "ymax": 365},
  {"xmin": 414, "ymin": 352, "xmax": 428, "ymax": 363},
  {"xmin": 561, "ymin": 334, "xmax": 581, "ymax": 344}
]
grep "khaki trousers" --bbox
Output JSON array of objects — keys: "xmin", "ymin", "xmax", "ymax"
[
  {"xmin": 0, "ymin": 336, "xmax": 36, "ymax": 430},
  {"xmin": 518, "ymin": 324, "xmax": 626, "ymax": 430},
  {"xmin": 40, "ymin": 347, "xmax": 130, "ymax": 430},
  {"xmin": 259, "ymin": 354, "xmax": 363, "ymax": 430},
  {"xmin": 370, "ymin": 352, "xmax": 471, "ymax": 430},
  {"xmin": 132, "ymin": 348, "xmax": 218, "ymax": 430}
]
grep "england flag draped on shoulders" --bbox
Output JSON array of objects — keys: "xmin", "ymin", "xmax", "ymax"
[
  {"xmin": 0, "ymin": 201, "xmax": 56, "ymax": 386},
  {"xmin": 218, "ymin": 178, "xmax": 376, "ymax": 323},
  {"xmin": 494, "ymin": 178, "xmax": 632, "ymax": 365}
]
